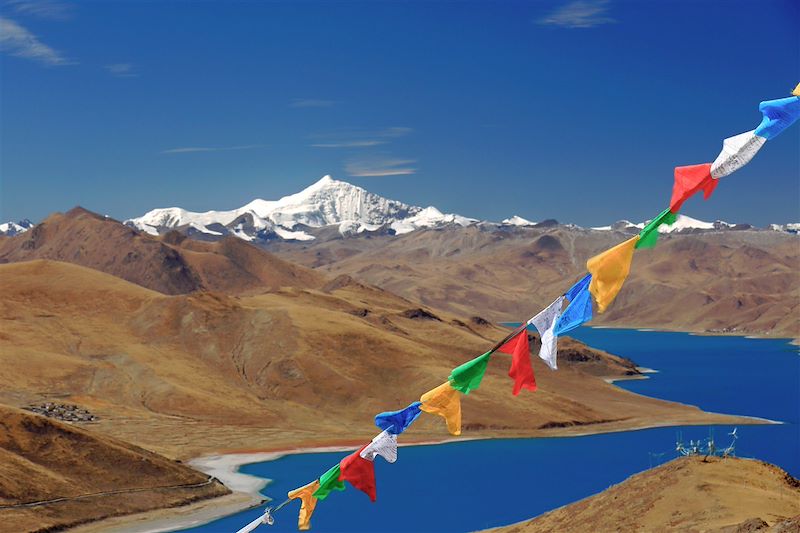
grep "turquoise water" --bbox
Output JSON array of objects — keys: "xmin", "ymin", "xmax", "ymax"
[{"xmin": 183, "ymin": 328, "xmax": 799, "ymax": 533}]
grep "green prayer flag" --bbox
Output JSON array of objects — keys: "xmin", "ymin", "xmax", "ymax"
[
  {"xmin": 448, "ymin": 352, "xmax": 492, "ymax": 394},
  {"xmin": 636, "ymin": 208, "xmax": 677, "ymax": 249},
  {"xmin": 312, "ymin": 464, "xmax": 346, "ymax": 500}
]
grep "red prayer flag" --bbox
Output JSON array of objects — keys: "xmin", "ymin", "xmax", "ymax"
[
  {"xmin": 669, "ymin": 163, "xmax": 717, "ymax": 213},
  {"xmin": 338, "ymin": 445, "xmax": 377, "ymax": 502},
  {"xmin": 498, "ymin": 331, "xmax": 536, "ymax": 395}
]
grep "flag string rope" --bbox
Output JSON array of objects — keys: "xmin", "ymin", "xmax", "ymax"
[{"xmin": 237, "ymin": 84, "xmax": 800, "ymax": 532}]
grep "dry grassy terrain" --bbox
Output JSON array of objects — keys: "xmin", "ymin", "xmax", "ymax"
[
  {"xmin": 491, "ymin": 456, "xmax": 800, "ymax": 533},
  {"xmin": 269, "ymin": 225, "xmax": 800, "ymax": 339},
  {"xmin": 0, "ymin": 405, "xmax": 229, "ymax": 532}
]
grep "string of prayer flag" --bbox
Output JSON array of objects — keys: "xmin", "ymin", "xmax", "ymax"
[{"xmin": 242, "ymin": 85, "xmax": 799, "ymax": 532}]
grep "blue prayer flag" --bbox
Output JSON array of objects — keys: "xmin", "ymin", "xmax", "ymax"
[
  {"xmin": 375, "ymin": 402, "xmax": 422, "ymax": 434},
  {"xmin": 754, "ymin": 96, "xmax": 800, "ymax": 140},
  {"xmin": 554, "ymin": 274, "xmax": 593, "ymax": 336}
]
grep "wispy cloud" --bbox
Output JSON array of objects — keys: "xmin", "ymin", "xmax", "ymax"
[
  {"xmin": 346, "ymin": 157, "xmax": 417, "ymax": 177},
  {"xmin": 537, "ymin": 0, "xmax": 615, "ymax": 28},
  {"xmin": 310, "ymin": 127, "xmax": 413, "ymax": 149},
  {"xmin": 289, "ymin": 98, "xmax": 335, "ymax": 108},
  {"xmin": 0, "ymin": 16, "xmax": 74, "ymax": 65},
  {"xmin": 105, "ymin": 63, "xmax": 138, "ymax": 78},
  {"xmin": 6, "ymin": 0, "xmax": 73, "ymax": 20},
  {"xmin": 311, "ymin": 140, "xmax": 385, "ymax": 148},
  {"xmin": 160, "ymin": 144, "xmax": 266, "ymax": 154}
]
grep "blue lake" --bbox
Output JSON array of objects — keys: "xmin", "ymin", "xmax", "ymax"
[{"xmin": 183, "ymin": 328, "xmax": 799, "ymax": 533}]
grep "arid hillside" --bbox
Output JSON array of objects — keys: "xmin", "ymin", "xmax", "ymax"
[
  {"xmin": 492, "ymin": 456, "xmax": 800, "ymax": 533},
  {"xmin": 268, "ymin": 225, "xmax": 800, "ymax": 338},
  {"xmin": 0, "ymin": 258, "xmax": 752, "ymax": 461},
  {"xmin": 0, "ymin": 207, "xmax": 324, "ymax": 295},
  {"xmin": 0, "ymin": 404, "xmax": 228, "ymax": 532}
]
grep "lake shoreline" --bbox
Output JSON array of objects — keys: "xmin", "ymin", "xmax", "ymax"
[
  {"xmin": 83, "ymin": 411, "xmax": 776, "ymax": 533},
  {"xmin": 69, "ymin": 328, "xmax": 794, "ymax": 533}
]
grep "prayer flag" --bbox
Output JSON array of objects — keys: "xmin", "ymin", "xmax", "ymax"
[
  {"xmin": 339, "ymin": 446, "xmax": 377, "ymax": 502},
  {"xmin": 587, "ymin": 236, "xmax": 638, "ymax": 313},
  {"xmin": 449, "ymin": 351, "xmax": 492, "ymax": 394},
  {"xmin": 420, "ymin": 382, "xmax": 462, "ymax": 436},
  {"xmin": 527, "ymin": 296, "xmax": 565, "ymax": 370},
  {"xmin": 287, "ymin": 480, "xmax": 320, "ymax": 531},
  {"xmin": 635, "ymin": 209, "xmax": 677, "ymax": 249},
  {"xmin": 754, "ymin": 96, "xmax": 800, "ymax": 140},
  {"xmin": 498, "ymin": 330, "xmax": 536, "ymax": 395},
  {"xmin": 710, "ymin": 130, "xmax": 766, "ymax": 179},
  {"xmin": 360, "ymin": 430, "xmax": 398, "ymax": 463},
  {"xmin": 793, "ymin": 83, "xmax": 800, "ymax": 97},
  {"xmin": 374, "ymin": 402, "xmax": 422, "ymax": 435},
  {"xmin": 312, "ymin": 464, "xmax": 346, "ymax": 501},
  {"xmin": 669, "ymin": 163, "xmax": 717, "ymax": 213},
  {"xmin": 554, "ymin": 274, "xmax": 593, "ymax": 335}
]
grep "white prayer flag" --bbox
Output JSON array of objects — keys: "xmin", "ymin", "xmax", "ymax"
[
  {"xmin": 359, "ymin": 430, "xmax": 398, "ymax": 463},
  {"xmin": 527, "ymin": 296, "xmax": 565, "ymax": 370},
  {"xmin": 710, "ymin": 130, "xmax": 766, "ymax": 179}
]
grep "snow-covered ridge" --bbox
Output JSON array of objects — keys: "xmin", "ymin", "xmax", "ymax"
[
  {"xmin": 126, "ymin": 175, "xmax": 476, "ymax": 241},
  {"xmin": 769, "ymin": 223, "xmax": 800, "ymax": 233},
  {"xmin": 592, "ymin": 215, "xmax": 738, "ymax": 234},
  {"xmin": 0, "ymin": 219, "xmax": 33, "ymax": 237}
]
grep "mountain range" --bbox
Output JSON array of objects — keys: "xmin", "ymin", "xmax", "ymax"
[{"xmin": 3, "ymin": 176, "xmax": 797, "ymax": 239}]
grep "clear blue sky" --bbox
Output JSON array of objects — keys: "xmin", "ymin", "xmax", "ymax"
[{"xmin": 1, "ymin": 0, "xmax": 798, "ymax": 226}]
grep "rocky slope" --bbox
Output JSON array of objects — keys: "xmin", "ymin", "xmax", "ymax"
[{"xmin": 491, "ymin": 456, "xmax": 800, "ymax": 533}]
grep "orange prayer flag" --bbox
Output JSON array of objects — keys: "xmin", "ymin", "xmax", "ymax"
[
  {"xmin": 586, "ymin": 236, "xmax": 638, "ymax": 313},
  {"xmin": 420, "ymin": 382, "xmax": 462, "ymax": 436},
  {"xmin": 287, "ymin": 480, "xmax": 321, "ymax": 531}
]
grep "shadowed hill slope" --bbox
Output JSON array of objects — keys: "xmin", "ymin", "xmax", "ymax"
[
  {"xmin": 0, "ymin": 207, "xmax": 324, "ymax": 295},
  {"xmin": 491, "ymin": 456, "xmax": 800, "ymax": 533},
  {"xmin": 0, "ymin": 404, "xmax": 228, "ymax": 532}
]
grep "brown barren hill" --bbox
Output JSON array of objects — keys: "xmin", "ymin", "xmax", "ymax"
[
  {"xmin": 269, "ymin": 225, "xmax": 800, "ymax": 338},
  {"xmin": 490, "ymin": 456, "xmax": 800, "ymax": 533},
  {"xmin": 0, "ymin": 260, "xmax": 754, "ymax": 461},
  {"xmin": 0, "ymin": 207, "xmax": 324, "ymax": 295},
  {"xmin": 0, "ymin": 404, "xmax": 228, "ymax": 532}
]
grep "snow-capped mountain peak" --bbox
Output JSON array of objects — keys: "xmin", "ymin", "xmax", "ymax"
[
  {"xmin": 0, "ymin": 219, "xmax": 34, "ymax": 237},
  {"xmin": 502, "ymin": 215, "xmax": 537, "ymax": 226},
  {"xmin": 126, "ymin": 175, "xmax": 474, "ymax": 241}
]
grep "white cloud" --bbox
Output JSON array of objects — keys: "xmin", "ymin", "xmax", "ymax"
[
  {"xmin": 105, "ymin": 63, "xmax": 138, "ymax": 78},
  {"xmin": 160, "ymin": 144, "xmax": 266, "ymax": 154},
  {"xmin": 289, "ymin": 98, "xmax": 335, "ymax": 108},
  {"xmin": 6, "ymin": 0, "xmax": 72, "ymax": 20},
  {"xmin": 346, "ymin": 157, "xmax": 417, "ymax": 177},
  {"xmin": 311, "ymin": 140, "xmax": 385, "ymax": 148},
  {"xmin": 0, "ymin": 16, "xmax": 73, "ymax": 65},
  {"xmin": 310, "ymin": 127, "xmax": 413, "ymax": 149},
  {"xmin": 538, "ymin": 0, "xmax": 616, "ymax": 28}
]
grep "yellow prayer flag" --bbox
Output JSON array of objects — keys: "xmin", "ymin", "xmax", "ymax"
[
  {"xmin": 793, "ymin": 82, "xmax": 800, "ymax": 97},
  {"xmin": 420, "ymin": 382, "xmax": 462, "ymax": 436},
  {"xmin": 586, "ymin": 236, "xmax": 639, "ymax": 313},
  {"xmin": 288, "ymin": 480, "xmax": 321, "ymax": 531}
]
